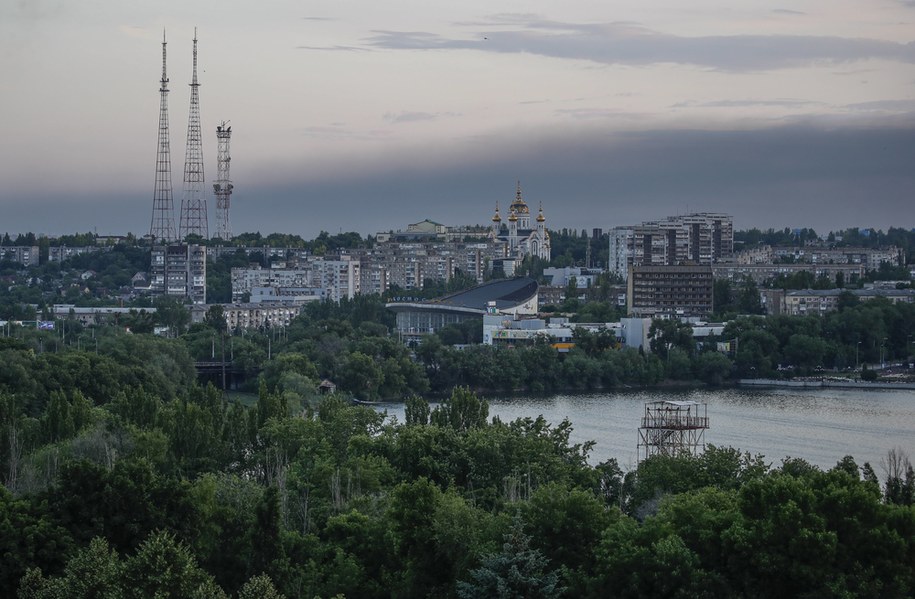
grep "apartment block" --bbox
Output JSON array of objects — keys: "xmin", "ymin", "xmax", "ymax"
[
  {"xmin": 150, "ymin": 243, "xmax": 206, "ymax": 304},
  {"xmin": 627, "ymin": 264, "xmax": 714, "ymax": 317},
  {"xmin": 1, "ymin": 246, "xmax": 39, "ymax": 266},
  {"xmin": 609, "ymin": 213, "xmax": 733, "ymax": 281}
]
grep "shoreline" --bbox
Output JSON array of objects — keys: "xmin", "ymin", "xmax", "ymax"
[{"xmin": 738, "ymin": 378, "xmax": 915, "ymax": 391}]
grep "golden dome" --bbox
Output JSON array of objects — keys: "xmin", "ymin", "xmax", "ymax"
[
  {"xmin": 536, "ymin": 202, "xmax": 545, "ymax": 222},
  {"xmin": 492, "ymin": 201, "xmax": 502, "ymax": 222},
  {"xmin": 509, "ymin": 180, "xmax": 529, "ymax": 215},
  {"xmin": 508, "ymin": 211, "xmax": 518, "ymax": 222}
]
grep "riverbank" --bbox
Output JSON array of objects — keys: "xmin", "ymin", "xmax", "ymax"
[{"xmin": 738, "ymin": 378, "xmax": 915, "ymax": 390}]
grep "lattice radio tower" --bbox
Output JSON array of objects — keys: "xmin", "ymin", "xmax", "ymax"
[
  {"xmin": 179, "ymin": 29, "xmax": 208, "ymax": 240},
  {"xmin": 213, "ymin": 122, "xmax": 233, "ymax": 240},
  {"xmin": 149, "ymin": 30, "xmax": 177, "ymax": 242}
]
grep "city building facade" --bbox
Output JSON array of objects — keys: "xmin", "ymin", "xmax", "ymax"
[
  {"xmin": 627, "ymin": 264, "xmax": 715, "ymax": 317},
  {"xmin": 609, "ymin": 213, "xmax": 733, "ymax": 281},
  {"xmin": 150, "ymin": 243, "xmax": 206, "ymax": 304}
]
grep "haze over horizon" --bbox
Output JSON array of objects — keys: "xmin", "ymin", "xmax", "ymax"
[{"xmin": 1, "ymin": 1, "xmax": 913, "ymax": 238}]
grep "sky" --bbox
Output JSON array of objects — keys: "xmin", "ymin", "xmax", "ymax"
[{"xmin": 1, "ymin": 0, "xmax": 913, "ymax": 239}]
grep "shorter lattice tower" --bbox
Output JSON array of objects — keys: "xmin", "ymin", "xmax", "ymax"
[
  {"xmin": 149, "ymin": 30, "xmax": 177, "ymax": 242},
  {"xmin": 213, "ymin": 122, "xmax": 233, "ymax": 241},
  {"xmin": 179, "ymin": 29, "xmax": 208, "ymax": 239},
  {"xmin": 637, "ymin": 400, "xmax": 709, "ymax": 461}
]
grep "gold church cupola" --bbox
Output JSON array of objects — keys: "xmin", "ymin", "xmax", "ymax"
[
  {"xmin": 509, "ymin": 180, "xmax": 530, "ymax": 215},
  {"xmin": 492, "ymin": 201, "xmax": 502, "ymax": 222}
]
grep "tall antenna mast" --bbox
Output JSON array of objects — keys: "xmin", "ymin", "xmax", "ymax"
[
  {"xmin": 179, "ymin": 28, "xmax": 208, "ymax": 239},
  {"xmin": 213, "ymin": 122, "xmax": 233, "ymax": 241},
  {"xmin": 149, "ymin": 30, "xmax": 177, "ymax": 242}
]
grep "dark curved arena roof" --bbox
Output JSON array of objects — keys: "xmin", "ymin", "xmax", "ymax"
[{"xmin": 386, "ymin": 277, "xmax": 538, "ymax": 315}]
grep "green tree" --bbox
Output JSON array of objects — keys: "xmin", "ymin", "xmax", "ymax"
[
  {"xmin": 404, "ymin": 394, "xmax": 430, "ymax": 426},
  {"xmin": 338, "ymin": 352, "xmax": 384, "ymax": 400},
  {"xmin": 693, "ymin": 351, "xmax": 733, "ymax": 386},
  {"xmin": 430, "ymin": 386, "xmax": 489, "ymax": 432},
  {"xmin": 120, "ymin": 530, "xmax": 227, "ymax": 599},
  {"xmin": 18, "ymin": 537, "xmax": 121, "ymax": 599},
  {"xmin": 458, "ymin": 513, "xmax": 563, "ymax": 599},
  {"xmin": 237, "ymin": 574, "xmax": 285, "ymax": 599}
]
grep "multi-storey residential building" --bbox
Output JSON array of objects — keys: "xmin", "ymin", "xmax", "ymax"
[
  {"xmin": 627, "ymin": 264, "xmax": 714, "ymax": 317},
  {"xmin": 712, "ymin": 263, "xmax": 864, "ymax": 285},
  {"xmin": 770, "ymin": 246, "xmax": 902, "ymax": 270},
  {"xmin": 207, "ymin": 245, "xmax": 311, "ymax": 264},
  {"xmin": 608, "ymin": 227, "xmax": 633, "ymax": 279},
  {"xmin": 231, "ymin": 265, "xmax": 312, "ymax": 302},
  {"xmin": 47, "ymin": 246, "xmax": 109, "ymax": 263},
  {"xmin": 1, "ymin": 246, "xmax": 39, "ymax": 266},
  {"xmin": 51, "ymin": 304, "xmax": 157, "ymax": 326},
  {"xmin": 222, "ymin": 302, "xmax": 302, "ymax": 329},
  {"xmin": 354, "ymin": 240, "xmax": 502, "ymax": 293},
  {"xmin": 312, "ymin": 257, "xmax": 360, "ymax": 302},
  {"xmin": 609, "ymin": 213, "xmax": 733, "ymax": 281},
  {"xmin": 150, "ymin": 243, "xmax": 206, "ymax": 304},
  {"xmin": 784, "ymin": 288, "xmax": 915, "ymax": 316}
]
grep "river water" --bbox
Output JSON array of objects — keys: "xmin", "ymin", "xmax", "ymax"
[{"xmin": 376, "ymin": 387, "xmax": 915, "ymax": 471}]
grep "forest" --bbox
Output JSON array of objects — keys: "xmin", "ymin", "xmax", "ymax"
[{"xmin": 2, "ymin": 302, "xmax": 915, "ymax": 597}]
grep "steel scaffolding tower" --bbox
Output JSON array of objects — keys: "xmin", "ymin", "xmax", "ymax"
[
  {"xmin": 213, "ymin": 122, "xmax": 233, "ymax": 241},
  {"xmin": 638, "ymin": 400, "xmax": 709, "ymax": 461},
  {"xmin": 179, "ymin": 29, "xmax": 208, "ymax": 240},
  {"xmin": 149, "ymin": 30, "xmax": 177, "ymax": 242}
]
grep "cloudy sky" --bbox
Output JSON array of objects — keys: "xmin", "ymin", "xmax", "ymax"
[{"xmin": 1, "ymin": 0, "xmax": 913, "ymax": 238}]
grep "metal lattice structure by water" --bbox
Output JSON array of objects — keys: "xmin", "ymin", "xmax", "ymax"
[
  {"xmin": 149, "ymin": 30, "xmax": 177, "ymax": 242},
  {"xmin": 179, "ymin": 29, "xmax": 208, "ymax": 240},
  {"xmin": 213, "ymin": 122, "xmax": 233, "ymax": 240},
  {"xmin": 638, "ymin": 400, "xmax": 709, "ymax": 461}
]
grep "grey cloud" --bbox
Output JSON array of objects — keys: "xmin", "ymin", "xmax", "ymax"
[
  {"xmin": 553, "ymin": 107, "xmax": 649, "ymax": 120},
  {"xmin": 6, "ymin": 121, "xmax": 914, "ymax": 239},
  {"xmin": 296, "ymin": 45, "xmax": 369, "ymax": 52},
  {"xmin": 673, "ymin": 98, "xmax": 826, "ymax": 108},
  {"xmin": 772, "ymin": 9, "xmax": 806, "ymax": 15},
  {"xmin": 383, "ymin": 111, "xmax": 460, "ymax": 124},
  {"xmin": 239, "ymin": 120, "xmax": 915, "ymax": 237},
  {"xmin": 297, "ymin": 125, "xmax": 386, "ymax": 141},
  {"xmin": 845, "ymin": 99, "xmax": 915, "ymax": 112},
  {"xmin": 365, "ymin": 19, "xmax": 915, "ymax": 71}
]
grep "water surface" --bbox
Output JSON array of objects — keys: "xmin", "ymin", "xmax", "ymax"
[{"xmin": 377, "ymin": 387, "xmax": 915, "ymax": 470}]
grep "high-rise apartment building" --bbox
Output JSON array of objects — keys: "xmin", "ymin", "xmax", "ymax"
[
  {"xmin": 150, "ymin": 243, "xmax": 206, "ymax": 304},
  {"xmin": 609, "ymin": 213, "xmax": 733, "ymax": 281}
]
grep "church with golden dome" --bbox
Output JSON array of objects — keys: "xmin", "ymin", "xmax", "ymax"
[{"xmin": 490, "ymin": 181, "xmax": 551, "ymax": 262}]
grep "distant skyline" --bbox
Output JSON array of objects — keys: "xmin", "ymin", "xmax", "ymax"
[{"xmin": 1, "ymin": 1, "xmax": 913, "ymax": 237}]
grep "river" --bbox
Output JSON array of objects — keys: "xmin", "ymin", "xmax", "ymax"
[{"xmin": 375, "ymin": 387, "xmax": 915, "ymax": 471}]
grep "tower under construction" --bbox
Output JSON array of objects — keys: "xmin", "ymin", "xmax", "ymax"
[
  {"xmin": 637, "ymin": 400, "xmax": 709, "ymax": 461},
  {"xmin": 213, "ymin": 122, "xmax": 233, "ymax": 241},
  {"xmin": 179, "ymin": 29, "xmax": 208, "ymax": 239},
  {"xmin": 149, "ymin": 30, "xmax": 177, "ymax": 242}
]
